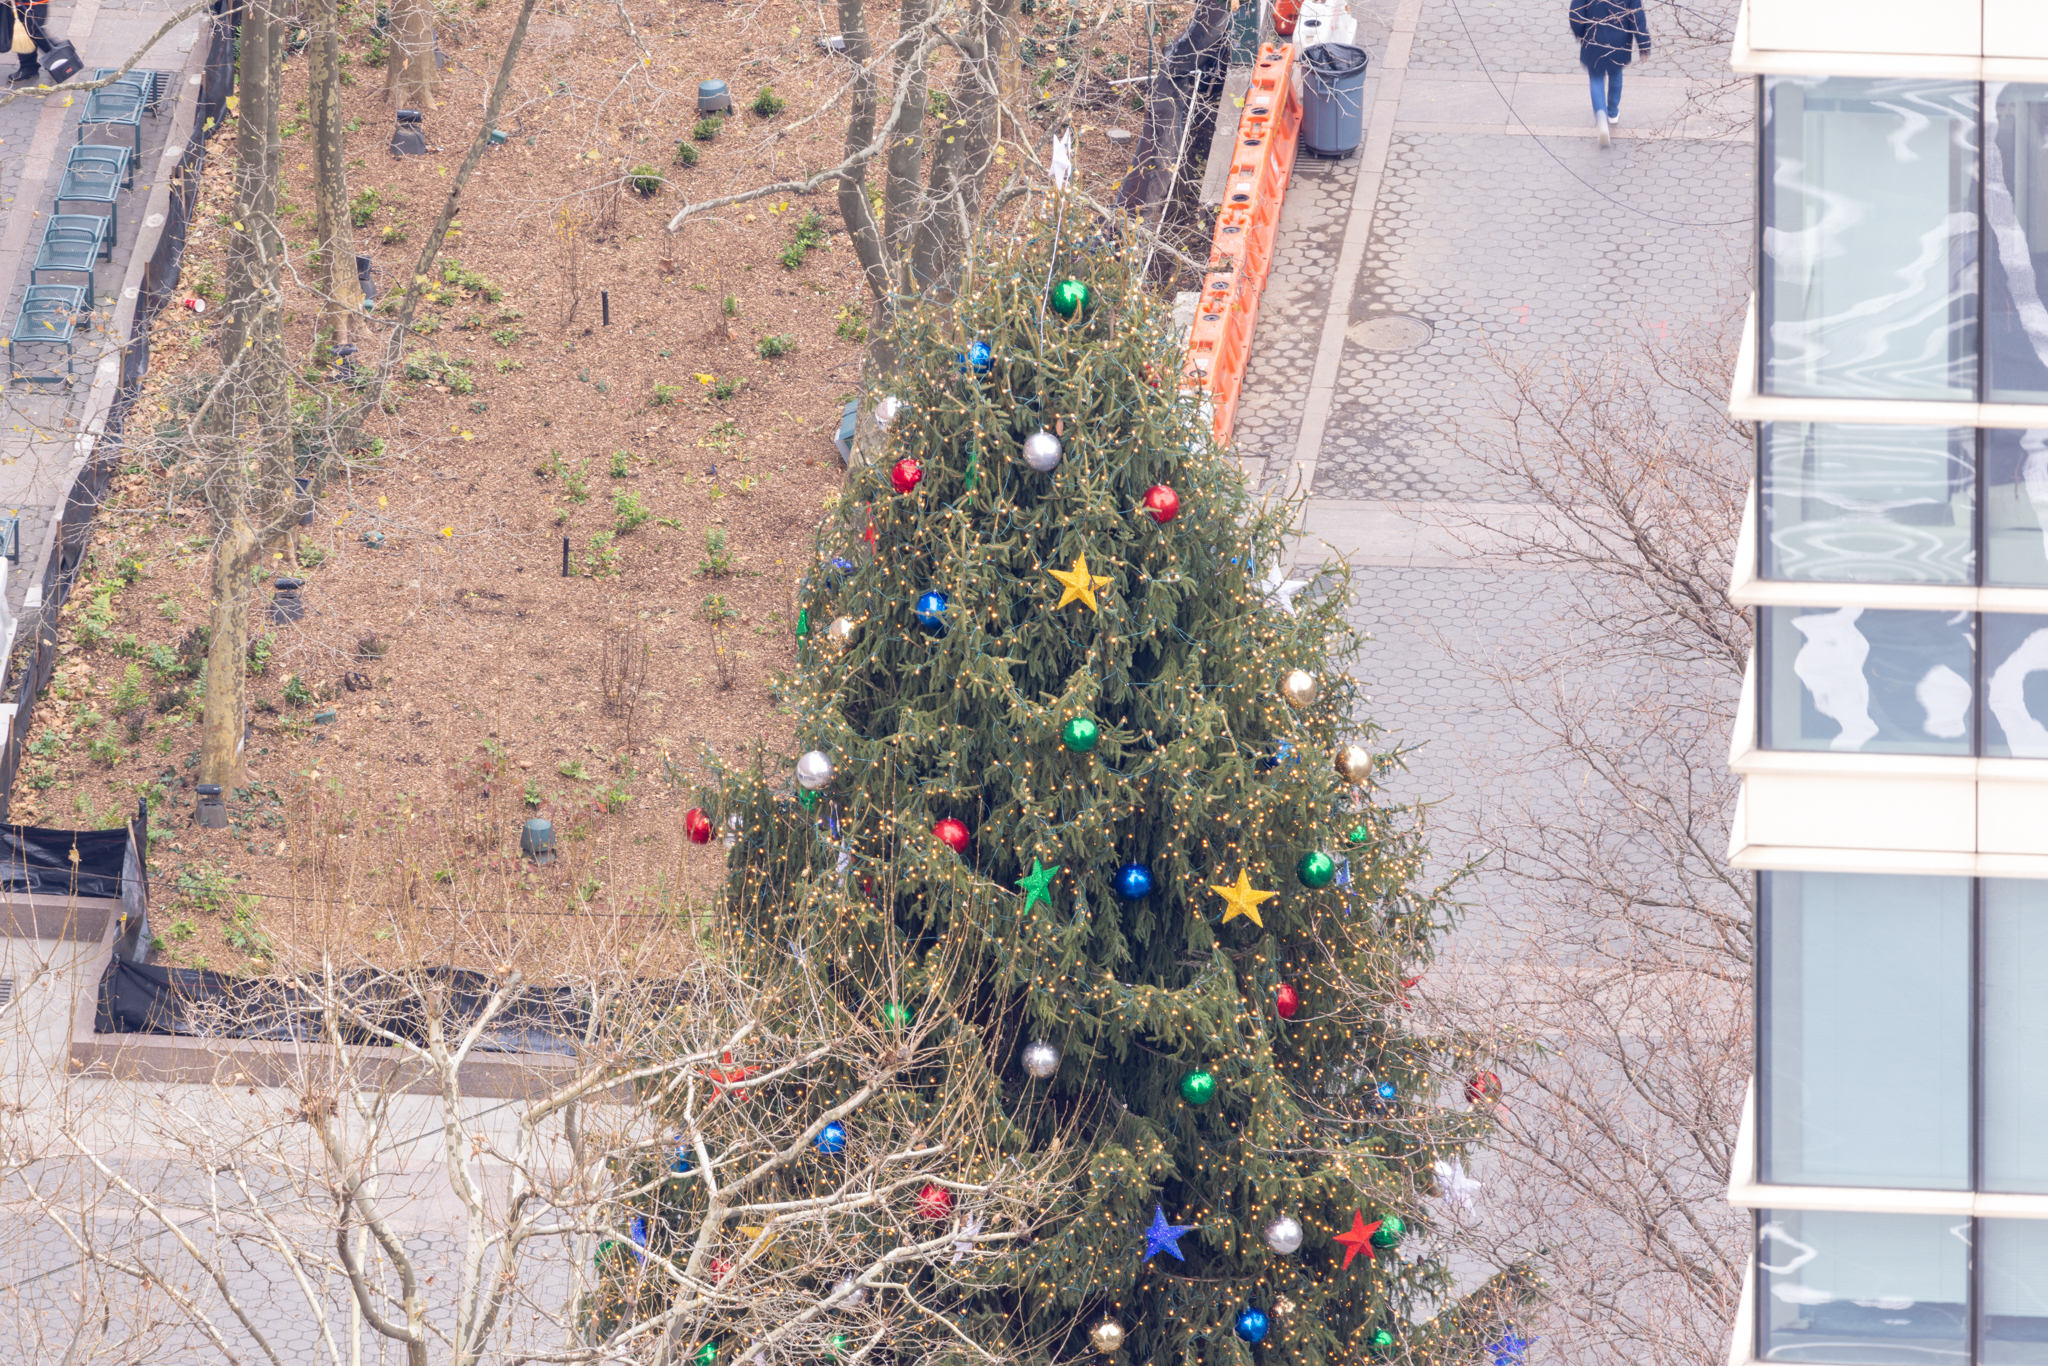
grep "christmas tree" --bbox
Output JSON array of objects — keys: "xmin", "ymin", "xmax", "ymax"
[{"xmin": 687, "ymin": 221, "xmax": 1533, "ymax": 1366}]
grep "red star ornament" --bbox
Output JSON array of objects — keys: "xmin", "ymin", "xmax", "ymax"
[{"xmin": 1333, "ymin": 1210, "xmax": 1382, "ymax": 1270}]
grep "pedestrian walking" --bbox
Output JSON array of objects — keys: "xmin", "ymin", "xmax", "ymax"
[
  {"xmin": 2, "ymin": 0, "xmax": 56, "ymax": 84},
  {"xmin": 1569, "ymin": 0, "xmax": 1650, "ymax": 148}
]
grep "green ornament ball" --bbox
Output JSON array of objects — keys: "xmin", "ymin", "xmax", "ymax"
[
  {"xmin": 1180, "ymin": 1069, "xmax": 1217, "ymax": 1105},
  {"xmin": 828, "ymin": 1333, "xmax": 850, "ymax": 1358},
  {"xmin": 1371, "ymin": 1214, "xmax": 1405, "ymax": 1249},
  {"xmin": 1346, "ymin": 823, "xmax": 1370, "ymax": 844},
  {"xmin": 881, "ymin": 1002, "xmax": 913, "ymax": 1029},
  {"xmin": 693, "ymin": 1346, "xmax": 718, "ymax": 1366},
  {"xmin": 1051, "ymin": 277, "xmax": 1090, "ymax": 318},
  {"xmin": 1062, "ymin": 716, "xmax": 1100, "ymax": 753},
  {"xmin": 799, "ymin": 788, "xmax": 819, "ymax": 810},
  {"xmin": 796, "ymin": 607, "xmax": 810, "ymax": 638},
  {"xmin": 1297, "ymin": 851, "xmax": 1337, "ymax": 888},
  {"xmin": 1370, "ymin": 1330, "xmax": 1396, "ymax": 1351}
]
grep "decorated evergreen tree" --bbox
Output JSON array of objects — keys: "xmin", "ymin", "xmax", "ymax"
[{"xmin": 694, "ymin": 222, "xmax": 1533, "ymax": 1366}]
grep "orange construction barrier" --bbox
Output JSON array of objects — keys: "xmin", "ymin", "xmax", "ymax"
[{"xmin": 1185, "ymin": 43, "xmax": 1301, "ymax": 449}]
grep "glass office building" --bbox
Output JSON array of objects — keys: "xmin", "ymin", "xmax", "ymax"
[{"xmin": 1732, "ymin": 5, "xmax": 2048, "ymax": 1366}]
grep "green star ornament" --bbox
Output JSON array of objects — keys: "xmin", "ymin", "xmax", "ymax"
[{"xmin": 1016, "ymin": 858, "xmax": 1061, "ymax": 913}]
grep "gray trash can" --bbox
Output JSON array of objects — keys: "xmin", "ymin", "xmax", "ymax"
[{"xmin": 1300, "ymin": 42, "xmax": 1369, "ymax": 157}]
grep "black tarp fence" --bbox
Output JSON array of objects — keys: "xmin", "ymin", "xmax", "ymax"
[
  {"xmin": 96, "ymin": 962, "xmax": 592, "ymax": 1054},
  {"xmin": 0, "ymin": 0, "xmax": 239, "ymax": 818},
  {"xmin": 0, "ymin": 816, "xmax": 151, "ymax": 956}
]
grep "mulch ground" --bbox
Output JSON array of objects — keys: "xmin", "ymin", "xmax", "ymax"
[{"xmin": 14, "ymin": 0, "xmax": 1174, "ymax": 973}]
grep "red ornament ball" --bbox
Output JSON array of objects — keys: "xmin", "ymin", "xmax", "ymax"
[
  {"xmin": 1465, "ymin": 1070, "xmax": 1503, "ymax": 1106},
  {"xmin": 685, "ymin": 807, "xmax": 714, "ymax": 844},
  {"xmin": 915, "ymin": 1184, "xmax": 954, "ymax": 1220},
  {"xmin": 1275, "ymin": 983, "xmax": 1301, "ymax": 1019},
  {"xmin": 933, "ymin": 818, "xmax": 970, "ymax": 854},
  {"xmin": 711, "ymin": 1257, "xmax": 733, "ymax": 1282},
  {"xmin": 890, "ymin": 457, "xmax": 924, "ymax": 494},
  {"xmin": 1141, "ymin": 484, "xmax": 1180, "ymax": 524}
]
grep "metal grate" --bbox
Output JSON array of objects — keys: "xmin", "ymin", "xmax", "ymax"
[{"xmin": 0, "ymin": 976, "xmax": 13, "ymax": 1009}]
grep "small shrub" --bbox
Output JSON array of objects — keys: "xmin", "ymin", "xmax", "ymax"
[
  {"xmin": 699, "ymin": 527, "xmax": 734, "ymax": 577},
  {"xmin": 613, "ymin": 491, "xmax": 650, "ymax": 533},
  {"xmin": 750, "ymin": 85, "xmax": 786, "ymax": 117},
  {"xmin": 626, "ymin": 164, "xmax": 663, "ymax": 196},
  {"xmin": 609, "ymin": 449, "xmax": 632, "ymax": 479},
  {"xmin": 777, "ymin": 242, "xmax": 806, "ymax": 270},
  {"xmin": 380, "ymin": 220, "xmax": 409, "ymax": 244},
  {"xmin": 490, "ymin": 326, "xmax": 521, "ymax": 346},
  {"xmin": 245, "ymin": 634, "xmax": 274, "ymax": 677},
  {"xmin": 650, "ymin": 382, "xmax": 681, "ymax": 406},
  {"xmin": 88, "ymin": 736, "xmax": 125, "ymax": 768},
  {"xmin": 111, "ymin": 662, "xmax": 146, "ymax": 713},
  {"xmin": 692, "ymin": 115, "xmax": 722, "ymax": 141},
  {"xmin": 712, "ymin": 377, "xmax": 743, "ymax": 402},
  {"xmin": 114, "ymin": 555, "xmax": 146, "ymax": 586},
  {"xmin": 794, "ymin": 211, "xmax": 828, "ymax": 251},
  {"xmin": 348, "ymin": 188, "xmax": 381, "ymax": 226},
  {"xmin": 756, "ymin": 334, "xmax": 795, "ymax": 359},
  {"xmin": 722, "ymin": 295, "xmax": 739, "ymax": 318},
  {"xmin": 524, "ymin": 778, "xmax": 543, "ymax": 808},
  {"xmin": 558, "ymin": 759, "xmax": 590, "ymax": 780},
  {"xmin": 674, "ymin": 141, "xmax": 699, "ymax": 167},
  {"xmin": 581, "ymin": 531, "xmax": 620, "ymax": 578},
  {"xmin": 283, "ymin": 674, "xmax": 314, "ymax": 706},
  {"xmin": 296, "ymin": 542, "xmax": 328, "ymax": 568},
  {"xmin": 564, "ymin": 461, "xmax": 590, "ymax": 502},
  {"xmin": 835, "ymin": 306, "xmax": 868, "ymax": 342}
]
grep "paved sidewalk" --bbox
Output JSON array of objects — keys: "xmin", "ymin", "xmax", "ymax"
[
  {"xmin": 1246, "ymin": 0, "xmax": 1749, "ymax": 829},
  {"xmin": 0, "ymin": 0, "xmax": 210, "ymax": 622}
]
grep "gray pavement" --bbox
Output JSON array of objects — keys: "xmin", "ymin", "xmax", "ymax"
[{"xmin": 1248, "ymin": 0, "xmax": 1750, "ymax": 841}]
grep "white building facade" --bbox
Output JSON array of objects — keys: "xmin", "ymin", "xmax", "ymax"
[{"xmin": 1726, "ymin": 3, "xmax": 2048, "ymax": 1364}]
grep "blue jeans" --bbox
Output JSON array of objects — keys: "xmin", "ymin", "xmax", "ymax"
[{"xmin": 1588, "ymin": 66, "xmax": 1622, "ymax": 118}]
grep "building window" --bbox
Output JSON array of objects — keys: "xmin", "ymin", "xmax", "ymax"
[
  {"xmin": 1757, "ymin": 1214, "xmax": 2048, "ymax": 1365},
  {"xmin": 1759, "ymin": 872, "xmax": 2048, "ymax": 1196},
  {"xmin": 1758, "ymin": 608, "xmax": 2048, "ymax": 754},
  {"xmin": 1757, "ymin": 1210, "xmax": 1967, "ymax": 1364},
  {"xmin": 1762, "ymin": 77, "xmax": 1979, "ymax": 401},
  {"xmin": 1760, "ymin": 424, "xmax": 1975, "ymax": 583},
  {"xmin": 1988, "ymin": 85, "xmax": 2048, "ymax": 404},
  {"xmin": 1758, "ymin": 871, "xmax": 1969, "ymax": 1190},
  {"xmin": 1985, "ymin": 429, "xmax": 2048, "ymax": 586},
  {"xmin": 1759, "ymin": 606, "xmax": 1976, "ymax": 754}
]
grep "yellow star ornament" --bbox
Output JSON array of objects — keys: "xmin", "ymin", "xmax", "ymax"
[
  {"xmin": 1048, "ymin": 553, "xmax": 1114, "ymax": 613},
  {"xmin": 1210, "ymin": 870, "xmax": 1279, "ymax": 928}
]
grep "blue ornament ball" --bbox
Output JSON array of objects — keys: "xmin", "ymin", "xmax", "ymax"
[
  {"xmin": 1376, "ymin": 1082, "xmax": 1398, "ymax": 1102},
  {"xmin": 1114, "ymin": 863, "xmax": 1155, "ymax": 901},
  {"xmin": 915, "ymin": 590, "xmax": 950, "ymax": 633},
  {"xmin": 671, "ymin": 1141, "xmax": 694, "ymax": 1174},
  {"xmin": 1236, "ymin": 1309, "xmax": 1270, "ymax": 1344},
  {"xmin": 958, "ymin": 340, "xmax": 993, "ymax": 375},
  {"xmin": 816, "ymin": 1121, "xmax": 848, "ymax": 1155}
]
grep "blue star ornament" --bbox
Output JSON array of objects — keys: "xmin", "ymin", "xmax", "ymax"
[{"xmin": 1143, "ymin": 1204, "xmax": 1195, "ymax": 1261}]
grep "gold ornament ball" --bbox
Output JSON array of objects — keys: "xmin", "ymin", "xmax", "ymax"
[
  {"xmin": 1273, "ymin": 1297, "xmax": 1296, "ymax": 1318},
  {"xmin": 1337, "ymin": 743, "xmax": 1373, "ymax": 786},
  {"xmin": 824, "ymin": 615, "xmax": 860, "ymax": 650},
  {"xmin": 1089, "ymin": 1320, "xmax": 1126, "ymax": 1355},
  {"xmin": 1281, "ymin": 669, "xmax": 1320, "ymax": 709}
]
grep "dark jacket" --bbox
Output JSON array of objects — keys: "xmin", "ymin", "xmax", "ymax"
[{"xmin": 1570, "ymin": 0, "xmax": 1650, "ymax": 71}]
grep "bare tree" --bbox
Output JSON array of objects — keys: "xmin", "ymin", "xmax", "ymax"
[
  {"xmin": 385, "ymin": 0, "xmax": 438, "ymax": 110},
  {"xmin": 4, "ymin": 940, "xmax": 1062, "ymax": 1364},
  {"xmin": 308, "ymin": 0, "xmax": 362, "ymax": 355},
  {"xmin": 1418, "ymin": 308, "xmax": 1752, "ymax": 1366}
]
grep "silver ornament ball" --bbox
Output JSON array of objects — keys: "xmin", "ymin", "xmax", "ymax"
[
  {"xmin": 1281, "ymin": 669, "xmax": 1320, "ymax": 709},
  {"xmin": 1021, "ymin": 429, "xmax": 1063, "ymax": 473},
  {"xmin": 796, "ymin": 750, "xmax": 836, "ymax": 791},
  {"xmin": 1263, "ymin": 1215, "xmax": 1304, "ymax": 1255},
  {"xmin": 1089, "ymin": 1320, "xmax": 1126, "ymax": 1355},
  {"xmin": 873, "ymin": 395, "xmax": 904, "ymax": 427},
  {"xmin": 833, "ymin": 1276, "xmax": 867, "ymax": 1309},
  {"xmin": 1337, "ymin": 743, "xmax": 1373, "ymax": 787},
  {"xmin": 824, "ymin": 615, "xmax": 861, "ymax": 651},
  {"xmin": 1021, "ymin": 1040, "xmax": 1060, "ymax": 1079}
]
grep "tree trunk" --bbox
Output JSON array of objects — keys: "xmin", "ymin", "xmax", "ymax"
[
  {"xmin": 911, "ymin": 0, "xmax": 1015, "ymax": 296},
  {"xmin": 309, "ymin": 0, "xmax": 360, "ymax": 357},
  {"xmin": 202, "ymin": 4, "xmax": 289, "ymax": 790},
  {"xmin": 200, "ymin": 518, "xmax": 257, "ymax": 789},
  {"xmin": 385, "ymin": 0, "xmax": 437, "ymax": 110},
  {"xmin": 881, "ymin": 0, "xmax": 931, "ymax": 280}
]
